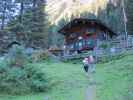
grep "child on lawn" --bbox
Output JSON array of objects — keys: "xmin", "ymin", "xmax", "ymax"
[
  {"xmin": 83, "ymin": 55, "xmax": 95, "ymax": 73},
  {"xmin": 83, "ymin": 55, "xmax": 95, "ymax": 82}
]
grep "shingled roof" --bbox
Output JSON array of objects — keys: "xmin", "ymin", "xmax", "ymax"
[{"xmin": 58, "ymin": 18, "xmax": 117, "ymax": 38}]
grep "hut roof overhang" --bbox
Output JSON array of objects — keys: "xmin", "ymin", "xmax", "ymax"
[{"xmin": 58, "ymin": 18, "xmax": 117, "ymax": 38}]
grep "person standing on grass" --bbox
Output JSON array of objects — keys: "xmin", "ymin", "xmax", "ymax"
[
  {"xmin": 89, "ymin": 55, "xmax": 95, "ymax": 73},
  {"xmin": 83, "ymin": 57, "xmax": 89, "ymax": 74},
  {"xmin": 83, "ymin": 55, "xmax": 95, "ymax": 75},
  {"xmin": 83, "ymin": 55, "xmax": 96, "ymax": 84}
]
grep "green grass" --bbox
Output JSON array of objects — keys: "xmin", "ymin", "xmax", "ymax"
[
  {"xmin": 0, "ymin": 54, "xmax": 133, "ymax": 100},
  {"xmin": 0, "ymin": 62, "xmax": 89, "ymax": 100},
  {"xmin": 95, "ymin": 54, "xmax": 133, "ymax": 100}
]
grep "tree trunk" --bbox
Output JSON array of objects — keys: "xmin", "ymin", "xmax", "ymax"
[
  {"xmin": 33, "ymin": 0, "xmax": 37, "ymax": 8},
  {"xmin": 1, "ymin": 1, "xmax": 6, "ymax": 30},
  {"xmin": 19, "ymin": 2, "xmax": 24, "ymax": 23}
]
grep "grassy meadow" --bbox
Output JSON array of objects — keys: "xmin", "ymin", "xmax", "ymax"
[{"xmin": 0, "ymin": 54, "xmax": 133, "ymax": 100}]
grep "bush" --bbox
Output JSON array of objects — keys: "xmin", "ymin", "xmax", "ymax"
[
  {"xmin": 31, "ymin": 50, "xmax": 49, "ymax": 62},
  {"xmin": 24, "ymin": 64, "xmax": 48, "ymax": 92},
  {"xmin": 99, "ymin": 42, "xmax": 109, "ymax": 49},
  {"xmin": 0, "ymin": 62, "xmax": 48, "ymax": 94},
  {"xmin": 0, "ymin": 45, "xmax": 48, "ymax": 94},
  {"xmin": 31, "ymin": 50, "xmax": 60, "ymax": 63}
]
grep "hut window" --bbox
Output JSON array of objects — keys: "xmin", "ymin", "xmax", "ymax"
[
  {"xmin": 68, "ymin": 44, "xmax": 74, "ymax": 49},
  {"xmin": 75, "ymin": 39, "xmax": 84, "ymax": 49},
  {"xmin": 79, "ymin": 41, "xmax": 82, "ymax": 47},
  {"xmin": 70, "ymin": 44, "xmax": 74, "ymax": 49},
  {"xmin": 75, "ymin": 42, "xmax": 79, "ymax": 50},
  {"xmin": 86, "ymin": 28, "xmax": 96, "ymax": 34},
  {"xmin": 85, "ymin": 38, "xmax": 95, "ymax": 48},
  {"xmin": 70, "ymin": 33, "xmax": 77, "ymax": 38}
]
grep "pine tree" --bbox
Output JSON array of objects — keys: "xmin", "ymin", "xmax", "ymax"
[
  {"xmin": 0, "ymin": 0, "xmax": 16, "ymax": 30},
  {"xmin": 126, "ymin": 0, "xmax": 133, "ymax": 34},
  {"xmin": 29, "ymin": 0, "xmax": 49, "ymax": 48},
  {"xmin": 7, "ymin": 0, "xmax": 49, "ymax": 48}
]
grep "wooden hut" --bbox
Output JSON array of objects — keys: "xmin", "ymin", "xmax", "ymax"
[{"xmin": 58, "ymin": 18, "xmax": 117, "ymax": 53}]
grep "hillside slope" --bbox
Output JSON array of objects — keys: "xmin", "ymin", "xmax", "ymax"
[
  {"xmin": 95, "ymin": 54, "xmax": 133, "ymax": 100},
  {"xmin": 46, "ymin": 0, "xmax": 108, "ymax": 24}
]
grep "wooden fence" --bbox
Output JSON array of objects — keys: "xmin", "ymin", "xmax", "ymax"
[{"xmin": 61, "ymin": 35, "xmax": 133, "ymax": 62}]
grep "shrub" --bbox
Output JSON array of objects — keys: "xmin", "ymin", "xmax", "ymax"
[
  {"xmin": 31, "ymin": 50, "xmax": 60, "ymax": 63},
  {"xmin": 31, "ymin": 50, "xmax": 50, "ymax": 62},
  {"xmin": 0, "ymin": 62, "xmax": 48, "ymax": 94},
  {"xmin": 0, "ymin": 45, "xmax": 48, "ymax": 94},
  {"xmin": 99, "ymin": 42, "xmax": 109, "ymax": 49},
  {"xmin": 24, "ymin": 64, "xmax": 48, "ymax": 92}
]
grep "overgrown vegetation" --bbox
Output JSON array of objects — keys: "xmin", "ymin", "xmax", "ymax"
[
  {"xmin": 0, "ymin": 62, "xmax": 48, "ymax": 94},
  {"xmin": 0, "ymin": 45, "xmax": 48, "ymax": 94},
  {"xmin": 0, "ymin": 62, "xmax": 88, "ymax": 100},
  {"xmin": 0, "ymin": 54, "xmax": 133, "ymax": 100}
]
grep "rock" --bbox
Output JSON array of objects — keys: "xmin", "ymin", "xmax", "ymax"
[
  {"xmin": 24, "ymin": 47, "xmax": 34, "ymax": 56},
  {"xmin": 44, "ymin": 96, "xmax": 49, "ymax": 100}
]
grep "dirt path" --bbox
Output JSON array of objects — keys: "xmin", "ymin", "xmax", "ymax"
[
  {"xmin": 85, "ymin": 72, "xmax": 96, "ymax": 100},
  {"xmin": 85, "ymin": 84, "xmax": 96, "ymax": 100}
]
